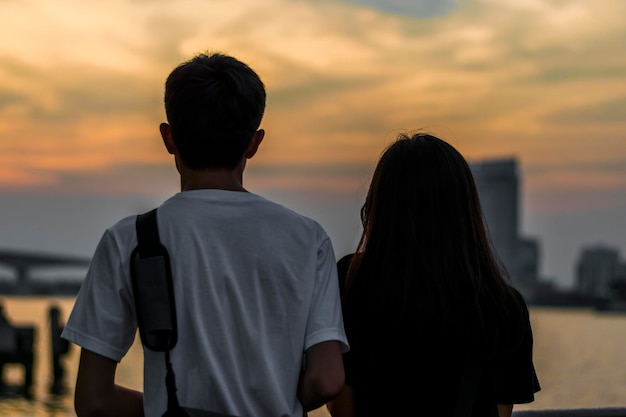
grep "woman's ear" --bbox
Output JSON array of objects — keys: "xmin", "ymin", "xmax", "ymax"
[
  {"xmin": 245, "ymin": 129, "xmax": 265, "ymax": 159},
  {"xmin": 160, "ymin": 123, "xmax": 176, "ymax": 155}
]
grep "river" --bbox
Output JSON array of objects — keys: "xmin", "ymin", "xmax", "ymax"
[{"xmin": 1, "ymin": 297, "xmax": 626, "ymax": 416}]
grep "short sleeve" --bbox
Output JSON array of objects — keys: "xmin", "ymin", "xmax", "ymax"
[
  {"xmin": 495, "ymin": 289, "xmax": 541, "ymax": 403},
  {"xmin": 61, "ymin": 229, "xmax": 138, "ymax": 361},
  {"xmin": 303, "ymin": 231, "xmax": 349, "ymax": 353}
]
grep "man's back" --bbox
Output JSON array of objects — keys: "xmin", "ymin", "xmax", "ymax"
[
  {"xmin": 61, "ymin": 51, "xmax": 347, "ymax": 417},
  {"xmin": 63, "ymin": 189, "xmax": 348, "ymax": 416}
]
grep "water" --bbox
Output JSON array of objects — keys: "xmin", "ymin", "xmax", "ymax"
[{"xmin": 2, "ymin": 297, "xmax": 626, "ymax": 416}]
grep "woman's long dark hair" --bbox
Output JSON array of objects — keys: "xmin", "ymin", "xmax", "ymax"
[{"xmin": 345, "ymin": 132, "xmax": 516, "ymax": 359}]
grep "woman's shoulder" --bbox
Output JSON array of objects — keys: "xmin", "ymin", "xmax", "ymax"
[
  {"xmin": 337, "ymin": 253, "xmax": 355, "ymax": 270},
  {"xmin": 505, "ymin": 284, "xmax": 531, "ymax": 316},
  {"xmin": 337, "ymin": 253, "xmax": 365, "ymax": 279},
  {"xmin": 500, "ymin": 284, "xmax": 535, "ymax": 348},
  {"xmin": 336, "ymin": 253, "xmax": 355, "ymax": 296}
]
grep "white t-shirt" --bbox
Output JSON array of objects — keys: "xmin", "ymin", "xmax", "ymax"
[{"xmin": 62, "ymin": 189, "xmax": 349, "ymax": 417}]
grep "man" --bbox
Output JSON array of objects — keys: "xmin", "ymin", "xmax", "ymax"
[{"xmin": 61, "ymin": 52, "xmax": 348, "ymax": 417}]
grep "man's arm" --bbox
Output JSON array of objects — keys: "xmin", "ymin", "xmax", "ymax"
[
  {"xmin": 326, "ymin": 384, "xmax": 355, "ymax": 417},
  {"xmin": 297, "ymin": 340, "xmax": 345, "ymax": 412},
  {"xmin": 75, "ymin": 348, "xmax": 144, "ymax": 417}
]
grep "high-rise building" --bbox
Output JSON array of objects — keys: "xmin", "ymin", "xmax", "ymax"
[
  {"xmin": 576, "ymin": 245, "xmax": 622, "ymax": 299},
  {"xmin": 470, "ymin": 158, "xmax": 539, "ymax": 288}
]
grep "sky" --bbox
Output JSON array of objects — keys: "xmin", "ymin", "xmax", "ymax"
[{"xmin": 0, "ymin": 0, "xmax": 625, "ymax": 288}]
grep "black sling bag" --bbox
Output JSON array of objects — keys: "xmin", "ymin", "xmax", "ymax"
[{"xmin": 131, "ymin": 208, "xmax": 238, "ymax": 417}]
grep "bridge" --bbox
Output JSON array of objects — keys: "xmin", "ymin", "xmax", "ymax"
[{"xmin": 0, "ymin": 249, "xmax": 91, "ymax": 295}]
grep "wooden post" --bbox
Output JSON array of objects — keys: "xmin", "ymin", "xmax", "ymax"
[{"xmin": 49, "ymin": 305, "xmax": 70, "ymax": 395}]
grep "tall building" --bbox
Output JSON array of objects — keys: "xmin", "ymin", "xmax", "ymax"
[
  {"xmin": 575, "ymin": 245, "xmax": 622, "ymax": 299},
  {"xmin": 470, "ymin": 158, "xmax": 539, "ymax": 289}
]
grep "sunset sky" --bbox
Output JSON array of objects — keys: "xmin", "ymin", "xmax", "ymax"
[{"xmin": 1, "ymin": 0, "xmax": 625, "ymax": 288}]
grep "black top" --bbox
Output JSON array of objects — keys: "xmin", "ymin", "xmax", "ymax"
[{"xmin": 337, "ymin": 254, "xmax": 541, "ymax": 417}]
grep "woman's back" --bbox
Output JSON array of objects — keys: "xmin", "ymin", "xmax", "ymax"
[
  {"xmin": 338, "ymin": 253, "xmax": 538, "ymax": 417},
  {"xmin": 328, "ymin": 133, "xmax": 540, "ymax": 417}
]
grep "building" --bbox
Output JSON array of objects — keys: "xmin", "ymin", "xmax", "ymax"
[
  {"xmin": 469, "ymin": 158, "xmax": 540, "ymax": 290},
  {"xmin": 575, "ymin": 245, "xmax": 624, "ymax": 299}
]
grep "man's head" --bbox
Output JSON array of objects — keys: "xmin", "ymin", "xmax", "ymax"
[{"xmin": 162, "ymin": 52, "xmax": 266, "ymax": 170}]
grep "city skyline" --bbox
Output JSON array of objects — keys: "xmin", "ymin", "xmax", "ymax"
[
  {"xmin": 1, "ymin": 0, "xmax": 625, "ymax": 288},
  {"xmin": 2, "ymin": 153, "xmax": 624, "ymax": 293}
]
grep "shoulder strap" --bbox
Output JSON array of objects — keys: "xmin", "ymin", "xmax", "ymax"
[
  {"xmin": 131, "ymin": 208, "xmax": 178, "ymax": 351},
  {"xmin": 131, "ymin": 208, "xmax": 186, "ymax": 414},
  {"xmin": 131, "ymin": 209, "xmax": 239, "ymax": 417}
]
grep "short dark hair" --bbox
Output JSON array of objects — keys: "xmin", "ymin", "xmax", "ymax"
[{"xmin": 164, "ymin": 52, "xmax": 266, "ymax": 169}]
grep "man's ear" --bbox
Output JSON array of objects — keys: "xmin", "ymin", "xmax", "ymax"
[
  {"xmin": 160, "ymin": 123, "xmax": 176, "ymax": 155},
  {"xmin": 244, "ymin": 129, "xmax": 265, "ymax": 159}
]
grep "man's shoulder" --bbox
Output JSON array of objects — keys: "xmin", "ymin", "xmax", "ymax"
[
  {"xmin": 98, "ymin": 213, "xmax": 141, "ymax": 251},
  {"xmin": 108, "ymin": 213, "xmax": 140, "ymax": 233},
  {"xmin": 253, "ymin": 194, "xmax": 324, "ymax": 226}
]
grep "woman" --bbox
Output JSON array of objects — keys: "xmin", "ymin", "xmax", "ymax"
[{"xmin": 327, "ymin": 132, "xmax": 540, "ymax": 417}]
